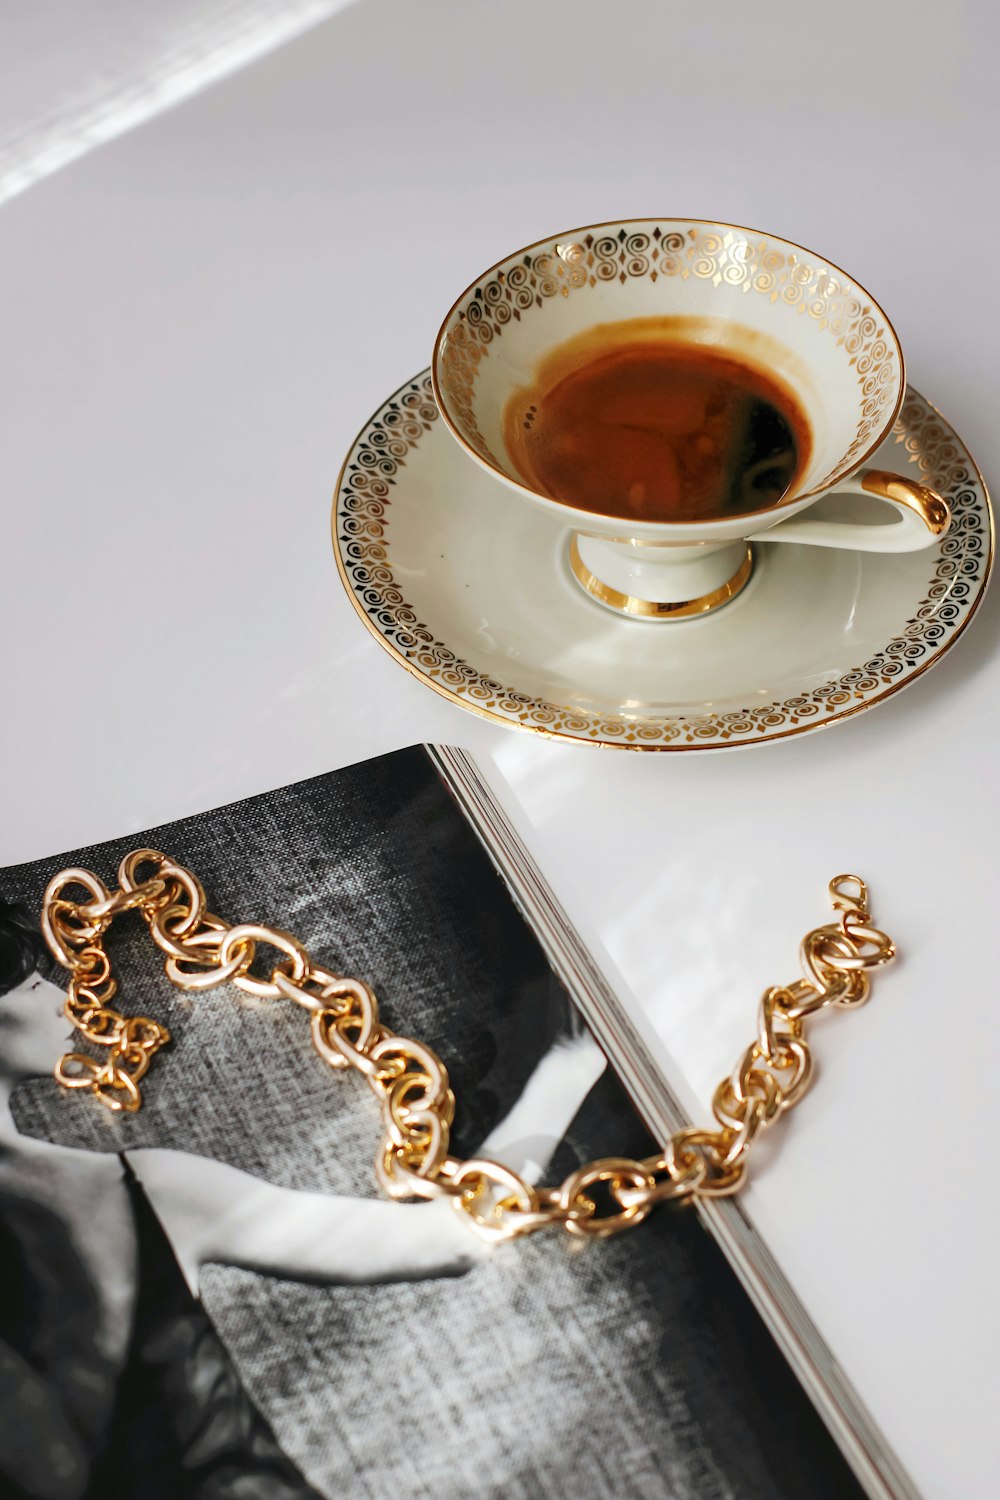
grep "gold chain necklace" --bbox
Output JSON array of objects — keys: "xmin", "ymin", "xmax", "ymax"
[{"xmin": 40, "ymin": 853, "xmax": 894, "ymax": 1243}]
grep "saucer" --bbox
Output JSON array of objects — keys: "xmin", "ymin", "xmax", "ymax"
[{"xmin": 332, "ymin": 376, "xmax": 992, "ymax": 751}]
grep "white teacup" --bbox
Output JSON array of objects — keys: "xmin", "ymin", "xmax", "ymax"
[{"xmin": 432, "ymin": 219, "xmax": 950, "ymax": 619}]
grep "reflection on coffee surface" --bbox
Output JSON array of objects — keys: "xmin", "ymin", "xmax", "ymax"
[{"xmin": 505, "ymin": 323, "xmax": 810, "ymax": 523}]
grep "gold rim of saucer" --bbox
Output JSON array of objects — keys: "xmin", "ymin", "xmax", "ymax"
[
  {"xmin": 332, "ymin": 377, "xmax": 994, "ymax": 753},
  {"xmin": 569, "ymin": 538, "xmax": 754, "ymax": 619}
]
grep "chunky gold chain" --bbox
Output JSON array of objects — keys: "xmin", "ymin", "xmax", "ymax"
[{"xmin": 40, "ymin": 853, "xmax": 894, "ymax": 1242}]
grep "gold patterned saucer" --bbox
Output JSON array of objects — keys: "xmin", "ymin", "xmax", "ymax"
[{"xmin": 332, "ymin": 378, "xmax": 992, "ymax": 751}]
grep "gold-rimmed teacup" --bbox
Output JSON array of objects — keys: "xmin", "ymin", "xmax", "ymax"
[{"xmin": 432, "ymin": 219, "xmax": 950, "ymax": 619}]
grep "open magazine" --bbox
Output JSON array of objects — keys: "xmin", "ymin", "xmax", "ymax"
[{"xmin": 0, "ymin": 745, "xmax": 865, "ymax": 1499}]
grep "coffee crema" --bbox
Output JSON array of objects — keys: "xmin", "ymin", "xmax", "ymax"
[{"xmin": 504, "ymin": 321, "xmax": 811, "ymax": 524}]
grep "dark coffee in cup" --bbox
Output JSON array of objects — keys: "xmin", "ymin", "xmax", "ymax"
[{"xmin": 504, "ymin": 318, "xmax": 811, "ymax": 524}]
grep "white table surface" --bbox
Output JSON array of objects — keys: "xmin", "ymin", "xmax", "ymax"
[
  {"xmin": 1, "ymin": 3, "xmax": 997, "ymax": 1497},
  {"xmin": 0, "ymin": 0, "xmax": 354, "ymax": 206}
]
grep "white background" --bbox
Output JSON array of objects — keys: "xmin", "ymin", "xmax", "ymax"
[{"xmin": 1, "ymin": 4, "xmax": 997, "ymax": 1496}]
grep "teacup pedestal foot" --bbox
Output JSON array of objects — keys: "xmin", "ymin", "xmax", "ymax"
[{"xmin": 568, "ymin": 534, "xmax": 754, "ymax": 620}]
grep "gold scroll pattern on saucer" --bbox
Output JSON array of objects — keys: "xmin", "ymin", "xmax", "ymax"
[
  {"xmin": 43, "ymin": 855, "xmax": 894, "ymax": 1243},
  {"xmin": 336, "ymin": 377, "xmax": 991, "ymax": 748}
]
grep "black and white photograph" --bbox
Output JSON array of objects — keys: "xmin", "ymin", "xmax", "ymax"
[{"xmin": 1, "ymin": 748, "xmax": 865, "ymax": 1498}]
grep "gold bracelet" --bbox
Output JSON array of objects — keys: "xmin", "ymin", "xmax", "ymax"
[{"xmin": 40, "ymin": 854, "xmax": 894, "ymax": 1243}]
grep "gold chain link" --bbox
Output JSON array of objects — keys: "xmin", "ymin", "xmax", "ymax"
[{"xmin": 40, "ymin": 856, "xmax": 895, "ymax": 1243}]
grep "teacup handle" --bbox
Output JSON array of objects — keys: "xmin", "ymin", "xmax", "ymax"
[{"xmin": 749, "ymin": 468, "xmax": 950, "ymax": 553}]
